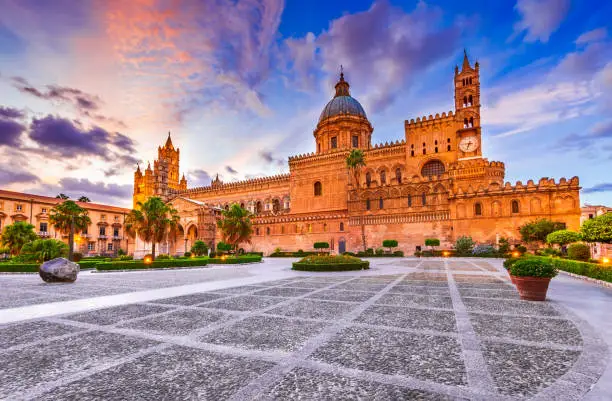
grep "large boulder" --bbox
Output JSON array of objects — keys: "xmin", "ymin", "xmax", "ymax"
[{"xmin": 39, "ymin": 257, "xmax": 80, "ymax": 283}]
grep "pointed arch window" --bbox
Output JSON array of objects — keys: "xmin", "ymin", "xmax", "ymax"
[
  {"xmin": 379, "ymin": 197, "xmax": 384, "ymax": 209},
  {"xmin": 366, "ymin": 172, "xmax": 372, "ymax": 188},
  {"xmin": 469, "ymin": 117, "xmax": 474, "ymax": 127},
  {"xmin": 339, "ymin": 222, "xmax": 344, "ymax": 232},
  {"xmin": 331, "ymin": 136, "xmax": 337, "ymax": 149},
  {"xmin": 314, "ymin": 181, "xmax": 322, "ymax": 196},
  {"xmin": 421, "ymin": 193, "xmax": 427, "ymax": 205},
  {"xmin": 464, "ymin": 118, "xmax": 469, "ymax": 128},
  {"xmin": 380, "ymin": 171, "xmax": 386, "ymax": 185},
  {"xmin": 474, "ymin": 202, "xmax": 482, "ymax": 216},
  {"xmin": 511, "ymin": 200, "xmax": 520, "ymax": 214},
  {"xmin": 421, "ymin": 160, "xmax": 445, "ymax": 178},
  {"xmin": 408, "ymin": 194, "xmax": 412, "ymax": 207},
  {"xmin": 468, "ymin": 95, "xmax": 473, "ymax": 106},
  {"xmin": 463, "ymin": 96, "xmax": 468, "ymax": 107},
  {"xmin": 366, "ymin": 199, "xmax": 371, "ymax": 210},
  {"xmin": 395, "ymin": 168, "xmax": 402, "ymax": 184},
  {"xmin": 266, "ymin": 227, "xmax": 271, "ymax": 235}
]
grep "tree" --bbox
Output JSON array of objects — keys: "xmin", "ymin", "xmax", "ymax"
[
  {"xmin": 346, "ymin": 149, "xmax": 367, "ymax": 252},
  {"xmin": 497, "ymin": 237, "xmax": 511, "ymax": 255},
  {"xmin": 581, "ymin": 213, "xmax": 612, "ymax": 244},
  {"xmin": 455, "ymin": 236, "xmax": 474, "ymax": 256},
  {"xmin": 78, "ymin": 196, "xmax": 91, "ymax": 202},
  {"xmin": 191, "ymin": 240, "xmax": 208, "ymax": 256},
  {"xmin": 567, "ymin": 243, "xmax": 590, "ymax": 261},
  {"xmin": 21, "ymin": 239, "xmax": 67, "ymax": 262},
  {"xmin": 425, "ymin": 238, "xmax": 440, "ymax": 252},
  {"xmin": 125, "ymin": 197, "xmax": 180, "ymax": 260},
  {"xmin": 217, "ymin": 241, "xmax": 232, "ymax": 253},
  {"xmin": 50, "ymin": 200, "xmax": 91, "ymax": 261},
  {"xmin": 56, "ymin": 193, "xmax": 69, "ymax": 199},
  {"xmin": 1, "ymin": 221, "xmax": 38, "ymax": 255},
  {"xmin": 216, "ymin": 203, "xmax": 253, "ymax": 252},
  {"xmin": 519, "ymin": 219, "xmax": 565, "ymax": 243},
  {"xmin": 314, "ymin": 242, "xmax": 330, "ymax": 255},
  {"xmin": 382, "ymin": 239, "xmax": 398, "ymax": 253},
  {"xmin": 546, "ymin": 230, "xmax": 581, "ymax": 246}
]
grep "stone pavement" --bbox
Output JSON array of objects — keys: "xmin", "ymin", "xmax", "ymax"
[{"xmin": 0, "ymin": 258, "xmax": 610, "ymax": 400}]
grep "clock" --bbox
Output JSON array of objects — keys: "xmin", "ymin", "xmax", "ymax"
[{"xmin": 459, "ymin": 136, "xmax": 479, "ymax": 153}]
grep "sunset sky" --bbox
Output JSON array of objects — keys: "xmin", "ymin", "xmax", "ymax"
[{"xmin": 0, "ymin": 0, "xmax": 611, "ymax": 207}]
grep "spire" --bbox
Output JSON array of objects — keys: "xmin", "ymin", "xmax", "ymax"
[
  {"xmin": 136, "ymin": 162, "xmax": 141, "ymax": 173},
  {"xmin": 462, "ymin": 49, "xmax": 471, "ymax": 71},
  {"xmin": 164, "ymin": 131, "xmax": 174, "ymax": 149},
  {"xmin": 334, "ymin": 65, "xmax": 350, "ymax": 97}
]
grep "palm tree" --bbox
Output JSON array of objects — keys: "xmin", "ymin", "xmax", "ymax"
[
  {"xmin": 49, "ymin": 200, "xmax": 91, "ymax": 261},
  {"xmin": 125, "ymin": 197, "xmax": 180, "ymax": 260},
  {"xmin": 56, "ymin": 193, "xmax": 69, "ymax": 199},
  {"xmin": 21, "ymin": 239, "xmax": 67, "ymax": 262},
  {"xmin": 346, "ymin": 149, "xmax": 367, "ymax": 252},
  {"xmin": 217, "ymin": 203, "xmax": 253, "ymax": 252},
  {"xmin": 1, "ymin": 221, "xmax": 38, "ymax": 255},
  {"xmin": 78, "ymin": 196, "xmax": 91, "ymax": 202}
]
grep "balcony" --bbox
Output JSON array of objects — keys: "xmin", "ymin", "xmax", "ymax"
[
  {"xmin": 38, "ymin": 231, "xmax": 50, "ymax": 237},
  {"xmin": 112, "ymin": 235, "xmax": 122, "ymax": 241},
  {"xmin": 98, "ymin": 235, "xmax": 107, "ymax": 240},
  {"xmin": 80, "ymin": 233, "xmax": 91, "ymax": 239}
]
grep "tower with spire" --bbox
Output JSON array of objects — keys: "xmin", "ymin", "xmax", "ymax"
[{"xmin": 133, "ymin": 132, "xmax": 187, "ymax": 208}]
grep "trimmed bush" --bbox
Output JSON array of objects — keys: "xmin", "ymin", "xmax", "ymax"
[
  {"xmin": 217, "ymin": 242, "xmax": 232, "ymax": 253},
  {"xmin": 567, "ymin": 243, "xmax": 591, "ymax": 261},
  {"xmin": 184, "ymin": 251, "xmax": 192, "ymax": 257},
  {"xmin": 207, "ymin": 255, "xmax": 262, "ymax": 264},
  {"xmin": 191, "ymin": 240, "xmax": 208, "ymax": 256},
  {"xmin": 528, "ymin": 256, "xmax": 612, "ymax": 283},
  {"xmin": 536, "ymin": 248, "xmax": 562, "ymax": 257},
  {"xmin": 375, "ymin": 248, "xmax": 384, "ymax": 256},
  {"xmin": 156, "ymin": 254, "xmax": 171, "ymax": 260},
  {"xmin": 455, "ymin": 236, "xmax": 474, "ymax": 256},
  {"xmin": 269, "ymin": 251, "xmax": 317, "ymax": 257},
  {"xmin": 393, "ymin": 250, "xmax": 404, "ymax": 257},
  {"xmin": 0, "ymin": 263, "xmax": 39, "ymax": 273},
  {"xmin": 425, "ymin": 238, "xmax": 440, "ymax": 250},
  {"xmin": 313, "ymin": 242, "xmax": 330, "ymax": 250},
  {"xmin": 546, "ymin": 230, "xmax": 581, "ymax": 246},
  {"xmin": 503, "ymin": 257, "xmax": 521, "ymax": 270},
  {"xmin": 509, "ymin": 258, "xmax": 558, "ymax": 278},
  {"xmin": 96, "ymin": 258, "xmax": 209, "ymax": 271},
  {"xmin": 292, "ymin": 255, "xmax": 369, "ymax": 271},
  {"xmin": 516, "ymin": 245, "xmax": 527, "ymax": 254},
  {"xmin": 78, "ymin": 260, "xmax": 102, "ymax": 270}
]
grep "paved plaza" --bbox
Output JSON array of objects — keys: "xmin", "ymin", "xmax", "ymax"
[{"xmin": 0, "ymin": 258, "xmax": 610, "ymax": 400}]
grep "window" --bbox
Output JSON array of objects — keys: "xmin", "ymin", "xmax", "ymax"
[
  {"xmin": 240, "ymin": 202, "xmax": 245, "ymax": 209},
  {"xmin": 408, "ymin": 194, "xmax": 412, "ymax": 207},
  {"xmin": 421, "ymin": 193, "xmax": 427, "ymax": 205},
  {"xmin": 435, "ymin": 147, "xmax": 438, "ymax": 153},
  {"xmin": 87, "ymin": 242, "xmax": 95, "ymax": 251},
  {"xmin": 16, "ymin": 204, "xmax": 23, "ymax": 212},
  {"xmin": 317, "ymin": 143, "xmax": 321, "ymax": 153},
  {"xmin": 113, "ymin": 228, "xmax": 120, "ymax": 237},
  {"xmin": 380, "ymin": 171, "xmax": 386, "ymax": 185},
  {"xmin": 421, "ymin": 160, "xmax": 445, "ymax": 177},
  {"xmin": 266, "ymin": 227, "xmax": 270, "ymax": 235},
  {"xmin": 101, "ymin": 214, "xmax": 106, "ymax": 221},
  {"xmin": 468, "ymin": 95, "xmax": 473, "ymax": 106},
  {"xmin": 474, "ymin": 203, "xmax": 482, "ymax": 216},
  {"xmin": 395, "ymin": 168, "xmax": 402, "ymax": 184},
  {"xmin": 0, "ymin": 201, "xmax": 3, "ymax": 210},
  {"xmin": 41, "ymin": 208, "xmax": 47, "ymax": 214},
  {"xmin": 314, "ymin": 181, "xmax": 322, "ymax": 196},
  {"xmin": 339, "ymin": 222, "xmax": 344, "ymax": 232},
  {"xmin": 511, "ymin": 200, "xmax": 520, "ymax": 214},
  {"xmin": 447, "ymin": 145, "xmax": 451, "ymax": 151},
  {"xmin": 308, "ymin": 224, "xmax": 312, "ymax": 233},
  {"xmin": 272, "ymin": 199, "xmax": 280, "ymax": 212},
  {"xmin": 464, "ymin": 118, "xmax": 468, "ymax": 128},
  {"xmin": 352, "ymin": 135, "xmax": 359, "ymax": 148},
  {"xmin": 39, "ymin": 222, "xmax": 48, "ymax": 232},
  {"xmin": 366, "ymin": 199, "xmax": 371, "ymax": 210},
  {"xmin": 99, "ymin": 227, "xmax": 106, "ymax": 236},
  {"xmin": 323, "ymin": 223, "xmax": 327, "ymax": 232},
  {"xmin": 463, "ymin": 96, "xmax": 467, "ymax": 107},
  {"xmin": 256, "ymin": 201, "xmax": 262, "ymax": 214},
  {"xmin": 379, "ymin": 197, "xmax": 384, "ymax": 209},
  {"xmin": 82, "ymin": 226, "xmax": 88, "ymax": 235},
  {"xmin": 331, "ymin": 136, "xmax": 338, "ymax": 149},
  {"xmin": 107, "ymin": 243, "xmax": 113, "ymax": 251},
  {"xmin": 469, "ymin": 117, "xmax": 474, "ymax": 127},
  {"xmin": 256, "ymin": 227, "xmax": 260, "ymax": 235},
  {"xmin": 589, "ymin": 214, "xmax": 594, "ymax": 219},
  {"xmin": 281, "ymin": 225, "xmax": 285, "ymax": 234},
  {"xmin": 366, "ymin": 172, "xmax": 372, "ymax": 188}
]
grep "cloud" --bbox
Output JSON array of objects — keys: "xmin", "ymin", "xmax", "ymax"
[
  {"xmin": 0, "ymin": 119, "xmax": 26, "ymax": 146},
  {"xmin": 259, "ymin": 150, "xmax": 285, "ymax": 166},
  {"xmin": 512, "ymin": 0, "xmax": 570, "ymax": 43},
  {"xmin": 187, "ymin": 169, "xmax": 211, "ymax": 187},
  {"xmin": 29, "ymin": 177, "xmax": 132, "ymax": 205},
  {"xmin": 583, "ymin": 183, "xmax": 612, "ymax": 194},
  {"xmin": 284, "ymin": 1, "xmax": 459, "ymax": 112},
  {"xmin": 576, "ymin": 28, "xmax": 607, "ymax": 45},
  {"xmin": 0, "ymin": 165, "xmax": 39, "ymax": 185},
  {"xmin": 225, "ymin": 165, "xmax": 238, "ymax": 174},
  {"xmin": 0, "ymin": 106, "xmax": 25, "ymax": 119}
]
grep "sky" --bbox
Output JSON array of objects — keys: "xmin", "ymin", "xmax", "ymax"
[{"xmin": 0, "ymin": 0, "xmax": 611, "ymax": 208}]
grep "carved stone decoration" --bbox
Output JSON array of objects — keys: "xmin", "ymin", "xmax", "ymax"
[{"xmin": 39, "ymin": 257, "xmax": 79, "ymax": 283}]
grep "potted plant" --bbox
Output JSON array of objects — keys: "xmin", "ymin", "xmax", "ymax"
[
  {"xmin": 508, "ymin": 258, "xmax": 558, "ymax": 301},
  {"xmin": 503, "ymin": 257, "xmax": 521, "ymax": 284}
]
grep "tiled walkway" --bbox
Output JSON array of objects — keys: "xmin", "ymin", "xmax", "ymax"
[{"xmin": 0, "ymin": 258, "xmax": 609, "ymax": 400}]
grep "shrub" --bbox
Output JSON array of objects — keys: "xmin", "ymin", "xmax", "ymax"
[
  {"xmin": 519, "ymin": 219, "xmax": 566, "ymax": 243},
  {"xmin": 292, "ymin": 255, "xmax": 369, "ymax": 271},
  {"xmin": 393, "ymin": 250, "xmax": 404, "ymax": 257},
  {"xmin": 207, "ymin": 255, "xmax": 262, "ymax": 264},
  {"xmin": 117, "ymin": 248, "xmax": 126, "ymax": 256},
  {"xmin": 567, "ymin": 243, "xmax": 590, "ymax": 261},
  {"xmin": 516, "ymin": 245, "xmax": 527, "ymax": 254},
  {"xmin": 0, "ymin": 263, "xmax": 39, "ymax": 272},
  {"xmin": 209, "ymin": 252, "xmax": 216, "ymax": 258},
  {"xmin": 509, "ymin": 258, "xmax": 558, "ymax": 278},
  {"xmin": 375, "ymin": 248, "xmax": 384, "ymax": 256},
  {"xmin": 72, "ymin": 252, "xmax": 83, "ymax": 262},
  {"xmin": 425, "ymin": 238, "xmax": 440, "ymax": 251},
  {"xmin": 503, "ymin": 257, "xmax": 521, "ymax": 270},
  {"xmin": 96, "ymin": 258, "xmax": 209, "ymax": 270},
  {"xmin": 248, "ymin": 251, "xmax": 264, "ymax": 257},
  {"xmin": 536, "ymin": 248, "xmax": 562, "ymax": 257},
  {"xmin": 156, "ymin": 254, "xmax": 171, "ymax": 260},
  {"xmin": 530, "ymin": 256, "xmax": 612, "ymax": 283},
  {"xmin": 184, "ymin": 251, "xmax": 192, "ymax": 257},
  {"xmin": 191, "ymin": 240, "xmax": 208, "ymax": 256},
  {"xmin": 382, "ymin": 239, "xmax": 398, "ymax": 252},
  {"xmin": 238, "ymin": 248, "xmax": 245, "ymax": 255},
  {"xmin": 274, "ymin": 247, "xmax": 282, "ymax": 253},
  {"xmin": 455, "ymin": 236, "xmax": 474, "ymax": 256},
  {"xmin": 497, "ymin": 237, "xmax": 510, "ymax": 255},
  {"xmin": 20, "ymin": 239, "xmax": 68, "ymax": 262},
  {"xmin": 217, "ymin": 242, "xmax": 232, "ymax": 253},
  {"xmin": 366, "ymin": 248, "xmax": 374, "ymax": 256},
  {"xmin": 472, "ymin": 244, "xmax": 496, "ymax": 257},
  {"xmin": 546, "ymin": 230, "xmax": 581, "ymax": 246}
]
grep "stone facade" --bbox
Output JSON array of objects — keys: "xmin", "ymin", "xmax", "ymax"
[
  {"xmin": 137, "ymin": 52, "xmax": 581, "ymax": 256},
  {"xmin": 581, "ymin": 204, "xmax": 612, "ymax": 260},
  {"xmin": 0, "ymin": 190, "xmax": 133, "ymax": 256}
]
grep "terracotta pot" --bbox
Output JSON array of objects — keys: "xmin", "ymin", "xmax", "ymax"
[{"xmin": 512, "ymin": 275, "xmax": 552, "ymax": 301}]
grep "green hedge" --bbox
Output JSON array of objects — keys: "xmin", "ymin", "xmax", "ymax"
[
  {"xmin": 96, "ymin": 258, "xmax": 209, "ymax": 271},
  {"xmin": 529, "ymin": 256, "xmax": 612, "ymax": 283},
  {"xmin": 269, "ymin": 251, "xmax": 318, "ymax": 257},
  {"xmin": 292, "ymin": 255, "xmax": 369, "ymax": 271},
  {"xmin": 78, "ymin": 261, "xmax": 102, "ymax": 270},
  {"xmin": 0, "ymin": 263, "xmax": 39, "ymax": 273},
  {"xmin": 207, "ymin": 256, "xmax": 262, "ymax": 264}
]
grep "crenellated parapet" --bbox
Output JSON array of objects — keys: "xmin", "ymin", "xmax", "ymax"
[
  {"xmin": 449, "ymin": 176, "xmax": 580, "ymax": 199},
  {"xmin": 448, "ymin": 158, "xmax": 505, "ymax": 181},
  {"xmin": 405, "ymin": 111, "xmax": 456, "ymax": 129},
  {"xmin": 171, "ymin": 173, "xmax": 291, "ymax": 196}
]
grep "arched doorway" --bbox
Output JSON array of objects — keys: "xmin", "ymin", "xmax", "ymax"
[
  {"xmin": 173, "ymin": 224, "xmax": 185, "ymax": 255},
  {"xmin": 186, "ymin": 225, "xmax": 198, "ymax": 253},
  {"xmin": 338, "ymin": 237, "xmax": 346, "ymax": 254}
]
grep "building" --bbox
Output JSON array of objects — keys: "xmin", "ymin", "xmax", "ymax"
[
  {"xmin": 0, "ymin": 190, "xmax": 133, "ymax": 256},
  {"xmin": 581, "ymin": 204, "xmax": 612, "ymax": 260},
  {"xmin": 135, "ymin": 52, "xmax": 581, "ymax": 256}
]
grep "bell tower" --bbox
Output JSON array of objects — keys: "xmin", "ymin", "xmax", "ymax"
[{"xmin": 454, "ymin": 50, "xmax": 482, "ymax": 159}]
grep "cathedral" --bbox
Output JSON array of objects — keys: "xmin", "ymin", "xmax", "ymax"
[{"xmin": 133, "ymin": 52, "xmax": 581, "ymax": 256}]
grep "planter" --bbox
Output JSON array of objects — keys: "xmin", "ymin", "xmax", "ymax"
[
  {"xmin": 507, "ymin": 269, "xmax": 516, "ymax": 285},
  {"xmin": 511, "ymin": 275, "xmax": 552, "ymax": 301}
]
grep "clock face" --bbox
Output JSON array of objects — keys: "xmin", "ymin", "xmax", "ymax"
[{"xmin": 459, "ymin": 136, "xmax": 479, "ymax": 153}]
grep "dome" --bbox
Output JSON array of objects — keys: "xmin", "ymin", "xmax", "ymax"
[{"xmin": 318, "ymin": 71, "xmax": 367, "ymax": 123}]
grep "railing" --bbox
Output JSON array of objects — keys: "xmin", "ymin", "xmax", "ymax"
[
  {"xmin": 98, "ymin": 235, "xmax": 107, "ymax": 239},
  {"xmin": 38, "ymin": 231, "xmax": 50, "ymax": 237},
  {"xmin": 113, "ymin": 236, "xmax": 122, "ymax": 240}
]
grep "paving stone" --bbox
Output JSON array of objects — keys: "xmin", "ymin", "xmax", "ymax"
[
  {"xmin": 448, "ymin": 266, "xmax": 482, "ymax": 271},
  {"xmin": 213, "ymin": 285, "xmax": 269, "ymax": 294},
  {"xmin": 280, "ymin": 281, "xmax": 335, "ymax": 289},
  {"xmin": 303, "ymin": 276, "xmax": 353, "ymax": 282},
  {"xmin": 0, "ymin": 320, "xmax": 86, "ymax": 349},
  {"xmin": 463, "ymin": 298, "xmax": 561, "ymax": 317},
  {"xmin": 306, "ymin": 289, "xmax": 375, "ymax": 302},
  {"xmin": 63, "ymin": 303, "xmax": 175, "ymax": 326},
  {"xmin": 482, "ymin": 341, "xmax": 580, "ymax": 396},
  {"xmin": 470, "ymin": 313, "xmax": 582, "ymax": 346},
  {"xmin": 0, "ymin": 331, "xmax": 158, "ymax": 395},
  {"xmin": 263, "ymin": 367, "xmax": 455, "ymax": 400},
  {"xmin": 350, "ymin": 275, "xmax": 402, "ymax": 283},
  {"xmin": 405, "ymin": 272, "xmax": 448, "ymax": 281},
  {"xmin": 199, "ymin": 315, "xmax": 327, "ymax": 352},
  {"xmin": 118, "ymin": 308, "xmax": 230, "ymax": 336},
  {"xmin": 38, "ymin": 345, "xmax": 275, "ymax": 400},
  {"xmin": 388, "ymin": 284, "xmax": 451, "ymax": 296},
  {"xmin": 453, "ymin": 274, "xmax": 506, "ymax": 284},
  {"xmin": 331, "ymin": 281, "xmax": 387, "ymax": 292},
  {"xmin": 401, "ymin": 280, "xmax": 450, "ymax": 288},
  {"xmin": 253, "ymin": 287, "xmax": 314, "ymax": 298},
  {"xmin": 356, "ymin": 305, "xmax": 457, "ymax": 333},
  {"xmin": 266, "ymin": 299, "xmax": 358, "ymax": 320},
  {"xmin": 376, "ymin": 293, "xmax": 453, "ymax": 309},
  {"xmin": 153, "ymin": 292, "xmax": 227, "ymax": 306},
  {"xmin": 310, "ymin": 326, "xmax": 467, "ymax": 385},
  {"xmin": 455, "ymin": 282, "xmax": 514, "ymax": 289},
  {"xmin": 458, "ymin": 288, "xmax": 518, "ymax": 300},
  {"xmin": 203, "ymin": 295, "xmax": 287, "ymax": 312}
]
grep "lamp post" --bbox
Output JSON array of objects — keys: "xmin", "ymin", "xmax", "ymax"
[{"xmin": 68, "ymin": 215, "xmax": 75, "ymax": 261}]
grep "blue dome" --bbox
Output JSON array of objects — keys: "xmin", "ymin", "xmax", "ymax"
[{"xmin": 319, "ymin": 95, "xmax": 367, "ymax": 123}]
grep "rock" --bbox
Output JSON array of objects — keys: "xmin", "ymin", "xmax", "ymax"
[{"xmin": 39, "ymin": 257, "xmax": 80, "ymax": 283}]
